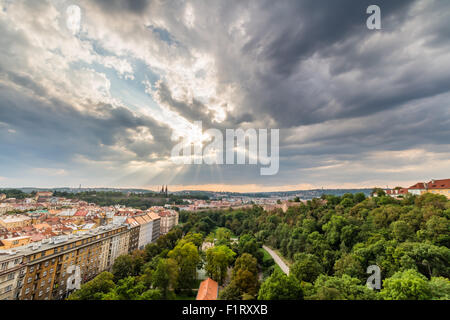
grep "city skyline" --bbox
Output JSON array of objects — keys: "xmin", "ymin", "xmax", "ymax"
[{"xmin": 1, "ymin": 0, "xmax": 450, "ymax": 192}]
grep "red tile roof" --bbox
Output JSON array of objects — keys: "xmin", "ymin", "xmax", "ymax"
[
  {"xmin": 74, "ymin": 210, "xmax": 88, "ymax": 217},
  {"xmin": 427, "ymin": 179, "xmax": 450, "ymax": 189},
  {"xmin": 196, "ymin": 278, "xmax": 219, "ymax": 300},
  {"xmin": 409, "ymin": 182, "xmax": 426, "ymax": 189}
]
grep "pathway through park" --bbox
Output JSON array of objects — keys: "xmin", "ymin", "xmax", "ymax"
[{"xmin": 262, "ymin": 245, "xmax": 290, "ymax": 275}]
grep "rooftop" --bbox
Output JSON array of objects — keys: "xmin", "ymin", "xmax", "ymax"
[
  {"xmin": 196, "ymin": 278, "xmax": 219, "ymax": 300},
  {"xmin": 0, "ymin": 223, "xmax": 127, "ymax": 259}
]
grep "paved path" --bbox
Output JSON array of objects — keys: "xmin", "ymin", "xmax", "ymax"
[{"xmin": 263, "ymin": 245, "xmax": 290, "ymax": 275}]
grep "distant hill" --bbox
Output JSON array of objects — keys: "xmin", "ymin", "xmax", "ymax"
[
  {"xmin": 3, "ymin": 187, "xmax": 372, "ymax": 200},
  {"xmin": 173, "ymin": 188, "xmax": 373, "ymax": 199},
  {"xmin": 6, "ymin": 187, "xmax": 154, "ymax": 194}
]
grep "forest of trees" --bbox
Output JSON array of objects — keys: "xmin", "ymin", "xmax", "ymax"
[
  {"xmin": 0, "ymin": 189, "xmax": 209, "ymax": 208},
  {"xmin": 53, "ymin": 191, "xmax": 208, "ymax": 209},
  {"xmin": 0, "ymin": 189, "xmax": 30, "ymax": 199},
  {"xmin": 68, "ymin": 192, "xmax": 449, "ymax": 300}
]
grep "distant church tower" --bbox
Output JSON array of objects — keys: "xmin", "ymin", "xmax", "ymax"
[{"xmin": 160, "ymin": 185, "xmax": 168, "ymax": 197}]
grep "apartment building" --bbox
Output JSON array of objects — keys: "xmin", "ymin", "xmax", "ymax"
[
  {"xmin": 426, "ymin": 179, "xmax": 450, "ymax": 199},
  {"xmin": 148, "ymin": 212, "xmax": 161, "ymax": 242},
  {"xmin": 0, "ymin": 236, "xmax": 32, "ymax": 249},
  {"xmin": 12, "ymin": 225, "xmax": 129, "ymax": 300},
  {"xmin": 158, "ymin": 210, "xmax": 179, "ymax": 235},
  {"xmin": 0, "ymin": 252, "xmax": 25, "ymax": 300},
  {"xmin": 0, "ymin": 216, "xmax": 33, "ymax": 230},
  {"xmin": 126, "ymin": 218, "xmax": 140, "ymax": 253},
  {"xmin": 134, "ymin": 214, "xmax": 154, "ymax": 250},
  {"xmin": 407, "ymin": 179, "xmax": 450, "ymax": 199}
]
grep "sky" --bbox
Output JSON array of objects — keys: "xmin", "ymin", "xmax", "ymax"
[{"xmin": 0, "ymin": 0, "xmax": 449, "ymax": 192}]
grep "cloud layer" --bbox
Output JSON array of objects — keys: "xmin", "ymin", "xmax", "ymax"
[{"xmin": 0, "ymin": 0, "xmax": 449, "ymax": 190}]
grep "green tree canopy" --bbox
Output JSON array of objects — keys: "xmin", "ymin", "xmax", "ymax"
[
  {"xmin": 257, "ymin": 269, "xmax": 303, "ymax": 300},
  {"xmin": 205, "ymin": 245, "xmax": 236, "ymax": 285},
  {"xmin": 168, "ymin": 240, "xmax": 200, "ymax": 290},
  {"xmin": 290, "ymin": 253, "xmax": 323, "ymax": 283},
  {"xmin": 380, "ymin": 269, "xmax": 432, "ymax": 300},
  {"xmin": 67, "ymin": 272, "xmax": 115, "ymax": 300}
]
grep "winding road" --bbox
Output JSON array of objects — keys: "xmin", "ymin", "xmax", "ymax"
[{"xmin": 263, "ymin": 245, "xmax": 290, "ymax": 275}]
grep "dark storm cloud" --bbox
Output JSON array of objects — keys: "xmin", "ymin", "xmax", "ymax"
[
  {"xmin": 91, "ymin": 0, "xmax": 151, "ymax": 14},
  {"xmin": 0, "ymin": 81, "xmax": 174, "ymax": 163},
  {"xmin": 226, "ymin": 0, "xmax": 449, "ymax": 129},
  {"xmin": 242, "ymin": 0, "xmax": 413, "ymax": 77}
]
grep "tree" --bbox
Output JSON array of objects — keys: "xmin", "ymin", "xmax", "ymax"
[
  {"xmin": 139, "ymin": 265, "xmax": 153, "ymax": 288},
  {"xmin": 141, "ymin": 289, "xmax": 162, "ymax": 300},
  {"xmin": 354, "ymin": 193, "xmax": 366, "ymax": 203},
  {"xmin": 184, "ymin": 232, "xmax": 204, "ymax": 248},
  {"xmin": 418, "ymin": 216, "xmax": 450, "ymax": 247},
  {"xmin": 216, "ymin": 227, "xmax": 232, "ymax": 246},
  {"xmin": 257, "ymin": 269, "xmax": 303, "ymax": 300},
  {"xmin": 391, "ymin": 220, "xmax": 414, "ymax": 242},
  {"xmin": 153, "ymin": 258, "xmax": 178, "ymax": 298},
  {"xmin": 219, "ymin": 281, "xmax": 241, "ymax": 300},
  {"xmin": 415, "ymin": 193, "xmax": 448, "ymax": 210},
  {"xmin": 371, "ymin": 188, "xmax": 386, "ymax": 197},
  {"xmin": 322, "ymin": 215, "xmax": 352, "ymax": 248},
  {"xmin": 333, "ymin": 253, "xmax": 365, "ymax": 280},
  {"xmin": 231, "ymin": 253, "xmax": 260, "ymax": 296},
  {"xmin": 393, "ymin": 242, "xmax": 450, "ymax": 278},
  {"xmin": 67, "ymin": 272, "xmax": 115, "ymax": 300},
  {"xmin": 111, "ymin": 255, "xmax": 135, "ymax": 281},
  {"xmin": 105, "ymin": 276, "xmax": 146, "ymax": 300},
  {"xmin": 312, "ymin": 274, "xmax": 377, "ymax": 300},
  {"xmin": 205, "ymin": 245, "xmax": 236, "ymax": 285},
  {"xmin": 144, "ymin": 243, "xmax": 161, "ymax": 261},
  {"xmin": 290, "ymin": 253, "xmax": 323, "ymax": 283},
  {"xmin": 205, "ymin": 232, "xmax": 215, "ymax": 243},
  {"xmin": 380, "ymin": 269, "xmax": 432, "ymax": 300},
  {"xmin": 168, "ymin": 240, "xmax": 200, "ymax": 290},
  {"xmin": 429, "ymin": 277, "xmax": 450, "ymax": 300},
  {"xmin": 237, "ymin": 234, "xmax": 263, "ymax": 262}
]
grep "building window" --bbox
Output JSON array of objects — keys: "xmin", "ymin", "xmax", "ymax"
[
  {"xmin": 25, "ymin": 288, "xmax": 30, "ymax": 294},
  {"xmin": 27, "ymin": 277, "xmax": 32, "ymax": 283}
]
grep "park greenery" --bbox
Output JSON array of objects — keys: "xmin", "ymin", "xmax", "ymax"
[
  {"xmin": 0, "ymin": 189, "xmax": 208, "ymax": 209},
  {"xmin": 68, "ymin": 191, "xmax": 449, "ymax": 300}
]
